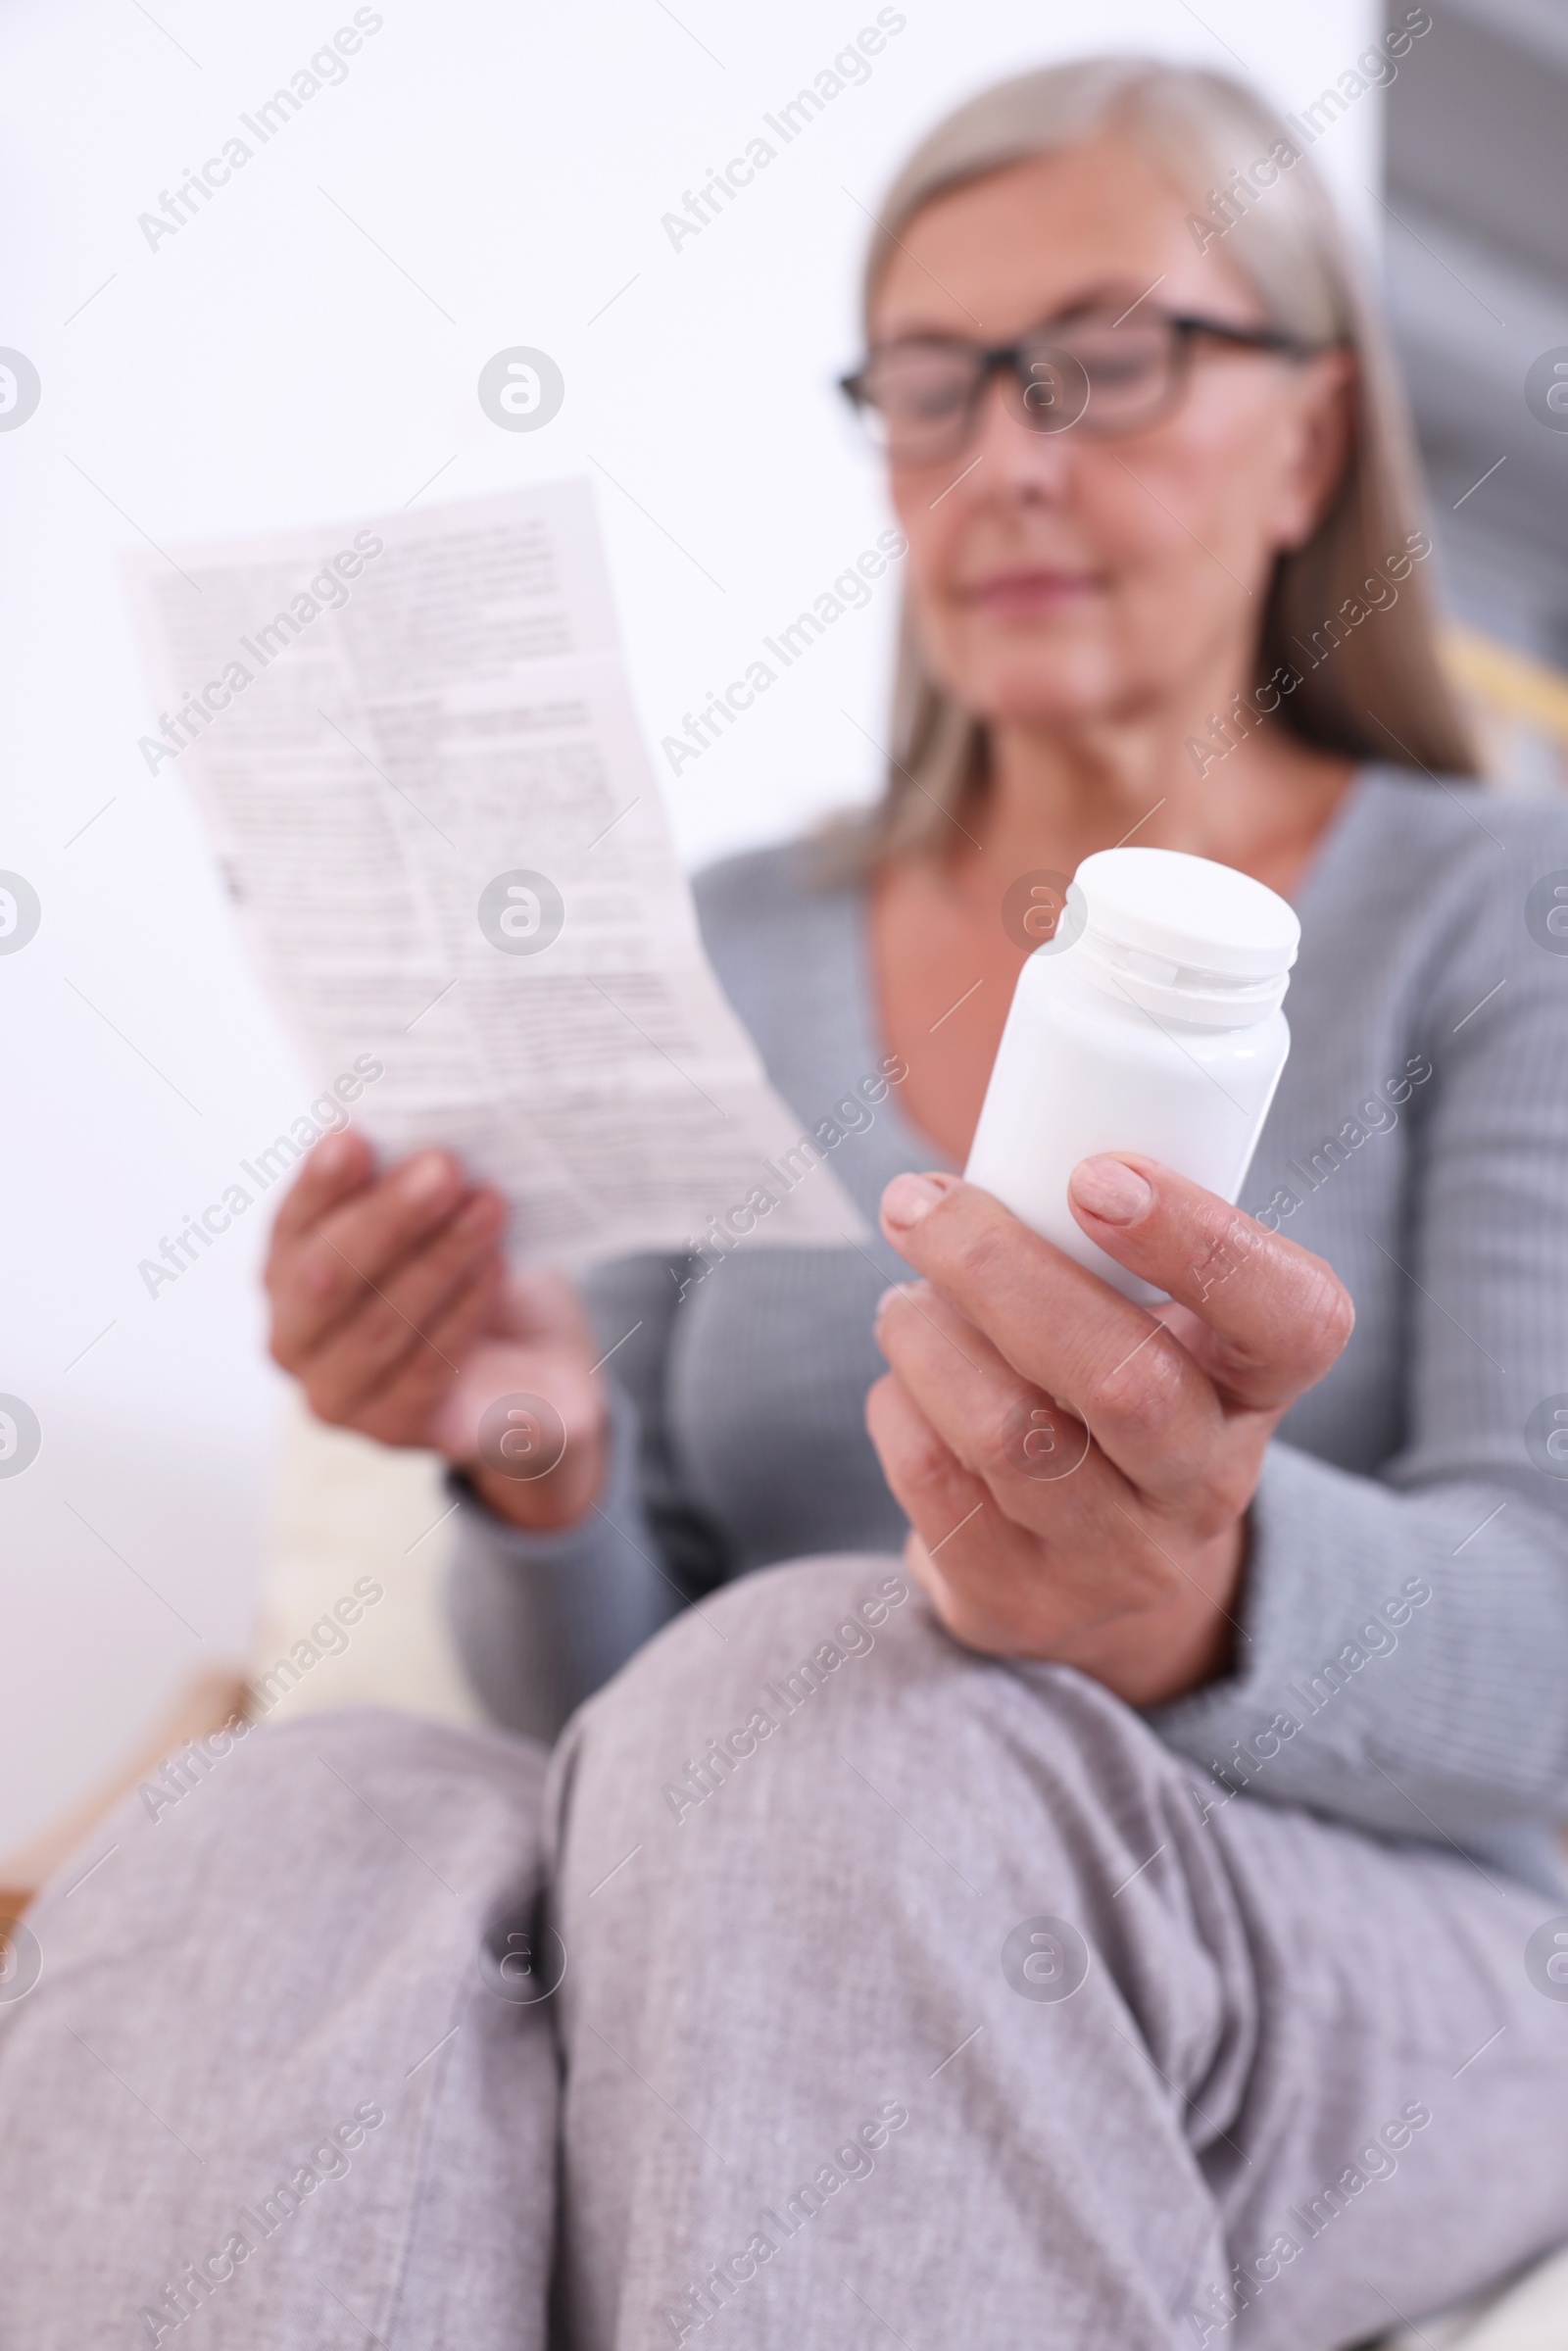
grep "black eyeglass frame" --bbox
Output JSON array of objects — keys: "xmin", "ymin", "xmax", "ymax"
[{"xmin": 837, "ymin": 310, "xmax": 1328, "ymax": 456}]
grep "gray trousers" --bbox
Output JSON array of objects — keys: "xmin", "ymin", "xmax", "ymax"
[{"xmin": 4, "ymin": 1555, "xmax": 1568, "ymax": 2351}]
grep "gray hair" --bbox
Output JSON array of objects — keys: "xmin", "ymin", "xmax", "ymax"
[{"xmin": 844, "ymin": 55, "xmax": 1477, "ymax": 867}]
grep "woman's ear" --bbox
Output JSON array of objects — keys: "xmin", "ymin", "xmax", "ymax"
[{"xmin": 1269, "ymin": 346, "xmax": 1357, "ymax": 554}]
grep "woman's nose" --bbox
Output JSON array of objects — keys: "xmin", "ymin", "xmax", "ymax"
[{"xmin": 958, "ymin": 369, "xmax": 1080, "ymax": 502}]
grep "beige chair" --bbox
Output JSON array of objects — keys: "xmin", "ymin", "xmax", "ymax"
[
  {"xmin": 1444, "ymin": 622, "xmax": 1568, "ymax": 801},
  {"xmin": 246, "ymin": 1392, "xmax": 482, "ymax": 1732}
]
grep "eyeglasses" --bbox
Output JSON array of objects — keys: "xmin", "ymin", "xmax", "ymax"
[{"xmin": 839, "ymin": 309, "xmax": 1323, "ymax": 465}]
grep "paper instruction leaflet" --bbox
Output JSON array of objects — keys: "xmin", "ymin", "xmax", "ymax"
[{"xmin": 127, "ymin": 480, "xmax": 867, "ymax": 1266}]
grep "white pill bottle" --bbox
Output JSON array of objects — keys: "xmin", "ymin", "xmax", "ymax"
[{"xmin": 964, "ymin": 847, "xmax": 1300, "ymax": 1306}]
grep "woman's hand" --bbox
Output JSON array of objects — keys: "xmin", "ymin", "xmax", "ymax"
[
  {"xmin": 865, "ymin": 1155, "xmax": 1353, "ymax": 1707},
  {"xmin": 264, "ymin": 1129, "xmax": 607, "ymax": 1533}
]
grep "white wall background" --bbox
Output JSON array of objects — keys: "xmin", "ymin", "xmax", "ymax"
[{"xmin": 0, "ymin": 0, "xmax": 1378, "ymax": 1853}]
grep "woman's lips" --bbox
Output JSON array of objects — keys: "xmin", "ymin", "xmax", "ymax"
[{"xmin": 961, "ymin": 569, "xmax": 1099, "ymax": 617}]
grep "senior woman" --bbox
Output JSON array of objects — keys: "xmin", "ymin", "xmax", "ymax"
[{"xmin": 7, "ymin": 54, "xmax": 1568, "ymax": 2351}]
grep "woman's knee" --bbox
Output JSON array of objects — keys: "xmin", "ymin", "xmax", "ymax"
[
  {"xmin": 547, "ymin": 1559, "xmax": 1240, "ymax": 2159},
  {"xmin": 23, "ymin": 1705, "xmax": 550, "ymax": 2020},
  {"xmin": 602, "ymin": 1548, "xmax": 914, "ymax": 1704},
  {"xmin": 552, "ymin": 1553, "xmax": 932, "ymax": 1816},
  {"xmin": 550, "ymin": 1551, "xmax": 1212, "ymax": 1939},
  {"xmin": 138, "ymin": 1705, "xmax": 542, "ymax": 1870}
]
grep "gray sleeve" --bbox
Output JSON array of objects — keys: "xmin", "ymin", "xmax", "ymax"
[
  {"xmin": 445, "ymin": 1252, "xmax": 733, "ymax": 1742},
  {"xmin": 1151, "ymin": 816, "xmax": 1568, "ymax": 1850}
]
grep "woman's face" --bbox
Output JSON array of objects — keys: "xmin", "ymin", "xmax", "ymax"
[{"xmin": 871, "ymin": 135, "xmax": 1351, "ymax": 734}]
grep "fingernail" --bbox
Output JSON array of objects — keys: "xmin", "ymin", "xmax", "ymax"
[
  {"xmin": 881, "ymin": 1172, "xmax": 954, "ymax": 1232},
  {"xmin": 873, "ymin": 1281, "xmax": 919, "ymax": 1318},
  {"xmin": 1069, "ymin": 1155, "xmax": 1152, "ymax": 1225},
  {"xmin": 403, "ymin": 1151, "xmax": 453, "ymax": 1202}
]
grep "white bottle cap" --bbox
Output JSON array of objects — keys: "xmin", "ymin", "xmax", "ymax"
[{"xmin": 1067, "ymin": 847, "xmax": 1300, "ymax": 1027}]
